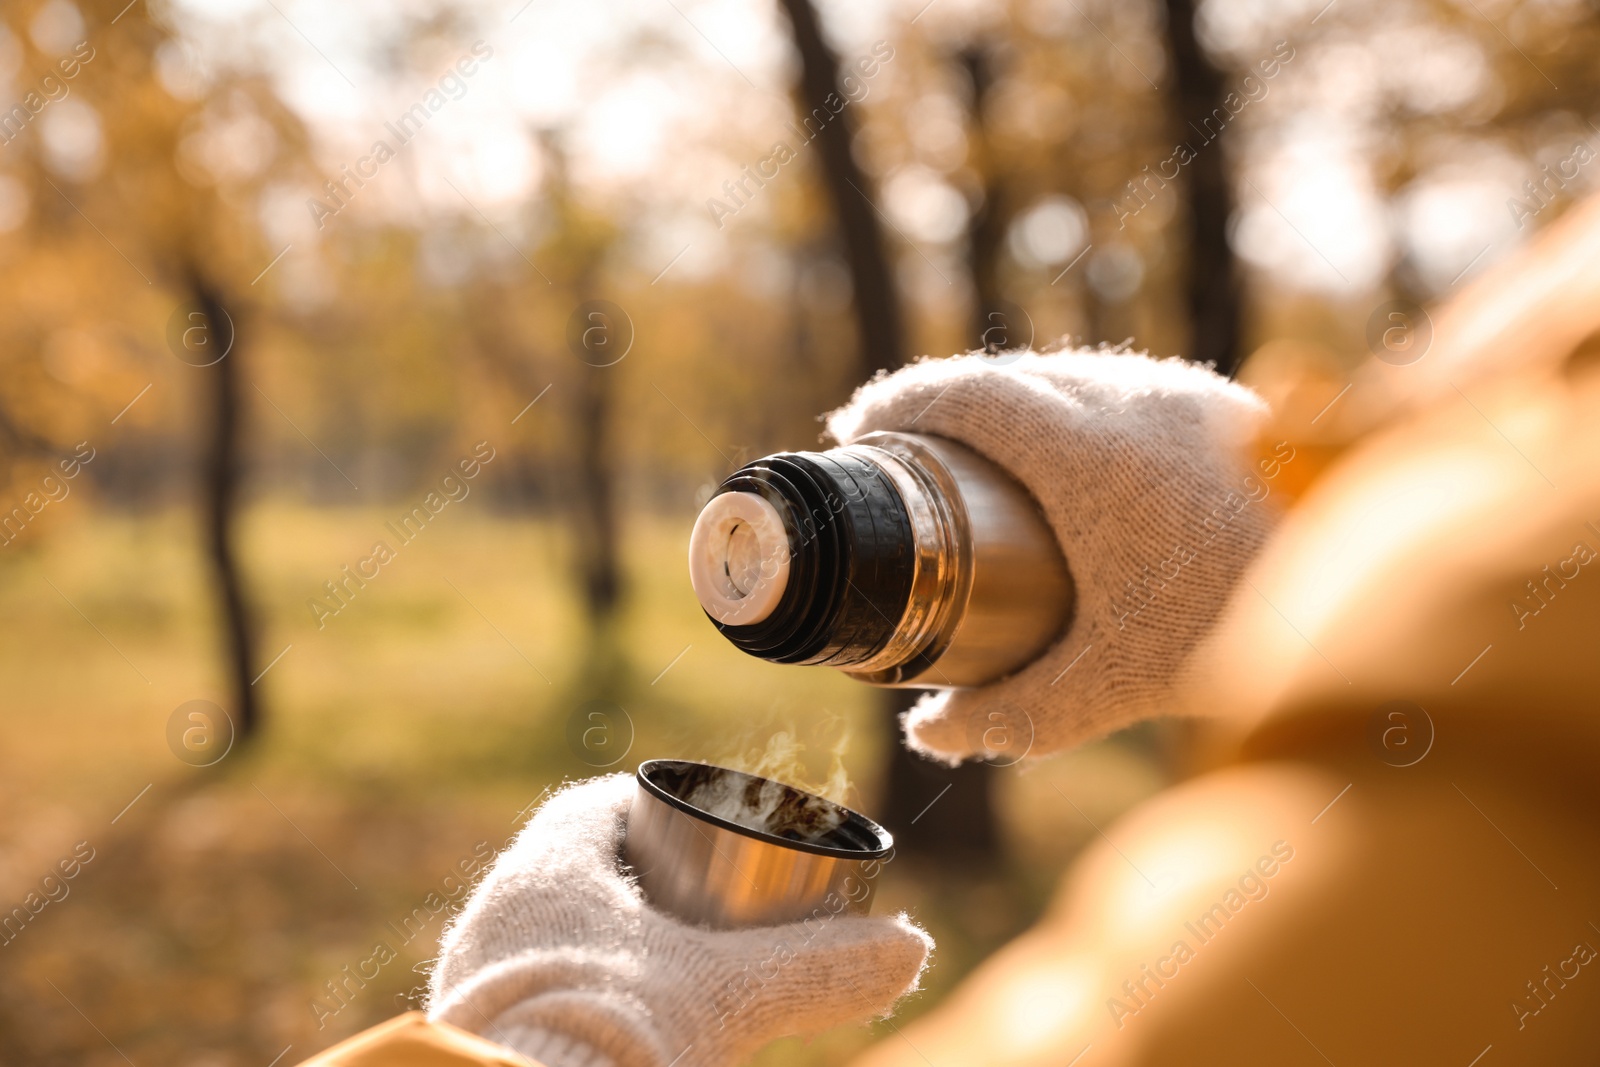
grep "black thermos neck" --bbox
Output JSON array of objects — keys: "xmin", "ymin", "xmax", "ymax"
[{"xmin": 709, "ymin": 451, "xmax": 915, "ymax": 666}]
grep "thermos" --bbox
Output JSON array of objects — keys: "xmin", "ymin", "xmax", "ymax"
[{"xmin": 687, "ymin": 431, "xmax": 1073, "ymax": 688}]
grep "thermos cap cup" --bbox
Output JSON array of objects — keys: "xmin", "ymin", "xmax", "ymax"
[{"xmin": 623, "ymin": 759, "xmax": 892, "ymax": 929}]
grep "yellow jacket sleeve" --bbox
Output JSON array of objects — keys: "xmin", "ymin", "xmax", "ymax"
[{"xmin": 293, "ymin": 1013, "xmax": 543, "ymax": 1067}]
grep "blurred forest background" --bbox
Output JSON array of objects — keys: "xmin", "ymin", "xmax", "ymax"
[{"xmin": 1, "ymin": 0, "xmax": 1597, "ymax": 1062}]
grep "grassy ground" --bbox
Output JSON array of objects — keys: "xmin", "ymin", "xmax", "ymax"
[{"xmin": 0, "ymin": 501, "xmax": 1169, "ymax": 1066}]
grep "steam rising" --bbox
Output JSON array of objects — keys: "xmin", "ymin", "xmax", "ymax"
[
  {"xmin": 681, "ymin": 725, "xmax": 854, "ymax": 843},
  {"xmin": 737, "ymin": 726, "xmax": 851, "ymax": 804}
]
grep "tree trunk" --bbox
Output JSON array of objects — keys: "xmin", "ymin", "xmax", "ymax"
[
  {"xmin": 191, "ymin": 272, "xmax": 260, "ymax": 740},
  {"xmin": 773, "ymin": 0, "xmax": 1000, "ymax": 862},
  {"xmin": 960, "ymin": 44, "xmax": 1009, "ymax": 352},
  {"xmin": 880, "ymin": 707, "xmax": 1002, "ymax": 863},
  {"xmin": 574, "ymin": 362, "xmax": 621, "ymax": 627},
  {"xmin": 775, "ymin": 0, "xmax": 905, "ymax": 379},
  {"xmin": 1163, "ymin": 0, "xmax": 1244, "ymax": 377}
]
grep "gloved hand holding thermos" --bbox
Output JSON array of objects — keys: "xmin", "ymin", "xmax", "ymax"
[{"xmin": 689, "ymin": 350, "xmax": 1277, "ymax": 762}]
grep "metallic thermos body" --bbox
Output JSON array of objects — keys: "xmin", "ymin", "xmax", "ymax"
[{"xmin": 688, "ymin": 431, "xmax": 1073, "ymax": 688}]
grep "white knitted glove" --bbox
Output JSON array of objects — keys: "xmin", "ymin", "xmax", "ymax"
[
  {"xmin": 427, "ymin": 775, "xmax": 932, "ymax": 1067},
  {"xmin": 826, "ymin": 348, "xmax": 1276, "ymax": 763}
]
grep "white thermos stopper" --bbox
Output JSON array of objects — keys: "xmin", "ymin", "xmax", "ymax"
[{"xmin": 687, "ymin": 491, "xmax": 791, "ymax": 625}]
